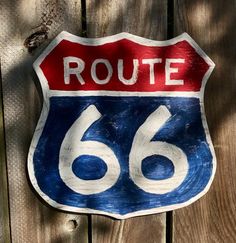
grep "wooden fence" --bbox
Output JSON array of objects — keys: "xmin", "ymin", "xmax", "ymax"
[{"xmin": 0, "ymin": 0, "xmax": 236, "ymax": 242}]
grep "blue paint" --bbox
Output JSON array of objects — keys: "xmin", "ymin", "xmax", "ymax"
[
  {"xmin": 33, "ymin": 96, "xmax": 213, "ymax": 215},
  {"xmin": 142, "ymin": 155, "xmax": 174, "ymax": 180},
  {"xmin": 72, "ymin": 155, "xmax": 107, "ymax": 180}
]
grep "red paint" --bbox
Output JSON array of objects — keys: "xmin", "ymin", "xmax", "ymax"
[{"xmin": 40, "ymin": 39, "xmax": 210, "ymax": 92}]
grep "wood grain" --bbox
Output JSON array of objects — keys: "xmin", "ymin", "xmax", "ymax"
[
  {"xmin": 86, "ymin": 0, "xmax": 167, "ymax": 39},
  {"xmin": 0, "ymin": 63, "xmax": 10, "ymax": 243},
  {"xmin": 86, "ymin": 0, "xmax": 168, "ymax": 242},
  {"xmin": 0, "ymin": 0, "xmax": 88, "ymax": 242},
  {"xmin": 173, "ymin": 0, "xmax": 236, "ymax": 242},
  {"xmin": 92, "ymin": 214, "xmax": 166, "ymax": 243}
]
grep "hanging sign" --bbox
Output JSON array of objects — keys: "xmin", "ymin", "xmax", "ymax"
[{"xmin": 28, "ymin": 31, "xmax": 216, "ymax": 219}]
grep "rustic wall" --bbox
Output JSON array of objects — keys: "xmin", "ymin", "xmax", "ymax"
[{"xmin": 1, "ymin": 0, "xmax": 236, "ymax": 242}]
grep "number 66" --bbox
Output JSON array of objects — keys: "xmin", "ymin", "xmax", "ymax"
[{"xmin": 59, "ymin": 105, "xmax": 188, "ymax": 195}]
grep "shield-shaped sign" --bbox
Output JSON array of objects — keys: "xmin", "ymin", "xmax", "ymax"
[{"xmin": 28, "ymin": 31, "xmax": 216, "ymax": 219}]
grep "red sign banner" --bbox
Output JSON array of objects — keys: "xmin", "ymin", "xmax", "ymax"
[{"xmin": 38, "ymin": 32, "xmax": 210, "ymax": 93}]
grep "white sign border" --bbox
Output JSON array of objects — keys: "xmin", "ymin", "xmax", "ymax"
[{"xmin": 28, "ymin": 31, "xmax": 216, "ymax": 219}]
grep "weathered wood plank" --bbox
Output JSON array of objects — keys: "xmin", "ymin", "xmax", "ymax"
[
  {"xmin": 0, "ymin": 63, "xmax": 11, "ymax": 243},
  {"xmin": 87, "ymin": 0, "xmax": 167, "ymax": 39},
  {"xmin": 92, "ymin": 215, "xmax": 166, "ymax": 243},
  {"xmin": 86, "ymin": 1, "xmax": 168, "ymax": 242},
  {"xmin": 173, "ymin": 0, "xmax": 236, "ymax": 242},
  {"xmin": 0, "ymin": 0, "xmax": 88, "ymax": 242}
]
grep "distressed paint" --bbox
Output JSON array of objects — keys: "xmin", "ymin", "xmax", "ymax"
[{"xmin": 28, "ymin": 32, "xmax": 216, "ymax": 219}]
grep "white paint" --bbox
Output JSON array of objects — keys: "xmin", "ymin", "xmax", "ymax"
[
  {"xmin": 142, "ymin": 59, "xmax": 162, "ymax": 84},
  {"xmin": 91, "ymin": 59, "xmax": 113, "ymax": 84},
  {"xmin": 118, "ymin": 59, "xmax": 139, "ymax": 85},
  {"xmin": 28, "ymin": 31, "xmax": 217, "ymax": 219},
  {"xmin": 48, "ymin": 90, "xmax": 201, "ymax": 98},
  {"xmin": 59, "ymin": 104, "xmax": 188, "ymax": 195},
  {"xmin": 63, "ymin": 57, "xmax": 85, "ymax": 85},
  {"xmin": 63, "ymin": 58, "xmax": 182, "ymax": 86},
  {"xmin": 129, "ymin": 105, "xmax": 188, "ymax": 194},
  {"xmin": 165, "ymin": 58, "xmax": 185, "ymax": 85},
  {"xmin": 59, "ymin": 105, "xmax": 120, "ymax": 195}
]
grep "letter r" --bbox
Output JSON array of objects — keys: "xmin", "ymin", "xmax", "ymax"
[{"xmin": 63, "ymin": 57, "xmax": 85, "ymax": 85}]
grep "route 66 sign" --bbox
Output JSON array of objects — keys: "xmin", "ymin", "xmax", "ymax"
[{"xmin": 28, "ymin": 31, "xmax": 216, "ymax": 219}]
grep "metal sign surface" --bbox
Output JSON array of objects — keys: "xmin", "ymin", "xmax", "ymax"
[{"xmin": 28, "ymin": 31, "xmax": 216, "ymax": 219}]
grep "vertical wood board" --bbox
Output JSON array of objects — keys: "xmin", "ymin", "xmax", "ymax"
[
  {"xmin": 0, "ymin": 0, "xmax": 88, "ymax": 242},
  {"xmin": 0, "ymin": 63, "xmax": 10, "ymax": 243},
  {"xmin": 92, "ymin": 215, "xmax": 166, "ymax": 243},
  {"xmin": 173, "ymin": 0, "xmax": 236, "ymax": 242},
  {"xmin": 86, "ymin": 0, "xmax": 168, "ymax": 242}
]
